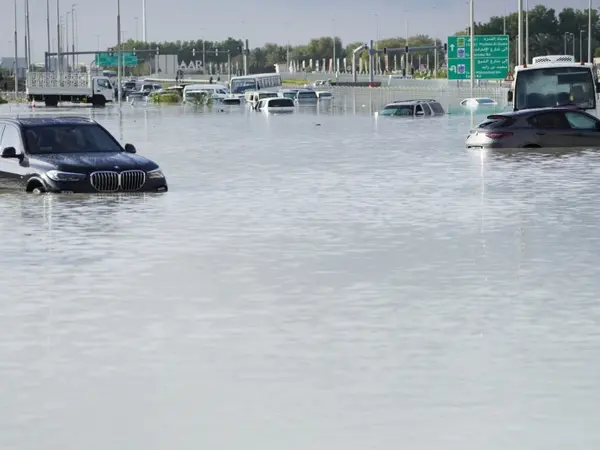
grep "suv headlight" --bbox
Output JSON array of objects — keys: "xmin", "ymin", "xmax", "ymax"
[
  {"xmin": 147, "ymin": 168, "xmax": 165, "ymax": 179},
  {"xmin": 46, "ymin": 170, "xmax": 86, "ymax": 182}
]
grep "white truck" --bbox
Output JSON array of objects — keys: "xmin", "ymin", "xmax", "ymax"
[
  {"xmin": 507, "ymin": 55, "xmax": 599, "ymax": 111},
  {"xmin": 26, "ymin": 72, "xmax": 115, "ymax": 107}
]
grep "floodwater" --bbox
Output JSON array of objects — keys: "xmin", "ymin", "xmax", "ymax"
[{"xmin": 1, "ymin": 101, "xmax": 600, "ymax": 450}]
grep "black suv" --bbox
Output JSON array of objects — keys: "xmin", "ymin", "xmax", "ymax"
[{"xmin": 0, "ymin": 117, "xmax": 168, "ymax": 193}]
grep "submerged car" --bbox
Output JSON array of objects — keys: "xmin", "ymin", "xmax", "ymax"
[
  {"xmin": 460, "ymin": 97, "xmax": 498, "ymax": 108},
  {"xmin": 0, "ymin": 117, "xmax": 168, "ymax": 193},
  {"xmin": 379, "ymin": 99, "xmax": 445, "ymax": 117},
  {"xmin": 465, "ymin": 106, "xmax": 600, "ymax": 149}
]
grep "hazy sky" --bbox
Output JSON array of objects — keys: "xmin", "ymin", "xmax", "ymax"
[{"xmin": 0, "ymin": 0, "xmax": 590, "ymax": 62}]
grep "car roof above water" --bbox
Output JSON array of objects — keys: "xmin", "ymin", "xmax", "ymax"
[
  {"xmin": 0, "ymin": 116, "xmax": 97, "ymax": 127},
  {"xmin": 392, "ymin": 99, "xmax": 437, "ymax": 105},
  {"xmin": 486, "ymin": 106, "xmax": 586, "ymax": 118}
]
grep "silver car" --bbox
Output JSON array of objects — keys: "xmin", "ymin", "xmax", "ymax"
[{"xmin": 465, "ymin": 106, "xmax": 600, "ymax": 149}]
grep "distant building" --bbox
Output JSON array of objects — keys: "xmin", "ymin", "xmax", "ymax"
[{"xmin": 0, "ymin": 57, "xmax": 27, "ymax": 78}]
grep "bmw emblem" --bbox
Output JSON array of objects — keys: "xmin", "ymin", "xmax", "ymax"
[{"xmin": 114, "ymin": 166, "xmax": 120, "ymax": 169}]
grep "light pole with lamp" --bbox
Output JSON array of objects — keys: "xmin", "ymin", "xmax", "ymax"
[
  {"xmin": 332, "ymin": 18, "xmax": 336, "ymax": 75},
  {"xmin": 13, "ymin": 0, "xmax": 18, "ymax": 97},
  {"xmin": 116, "ymin": 0, "xmax": 122, "ymax": 106},
  {"xmin": 580, "ymin": 29, "xmax": 584, "ymax": 61},
  {"xmin": 525, "ymin": 0, "xmax": 529, "ymax": 64},
  {"xmin": 66, "ymin": 11, "xmax": 70, "ymax": 71},
  {"xmin": 588, "ymin": 0, "xmax": 592, "ymax": 63},
  {"xmin": 373, "ymin": 13, "xmax": 379, "ymax": 74},
  {"xmin": 71, "ymin": 4, "xmax": 76, "ymax": 70},
  {"xmin": 142, "ymin": 0, "xmax": 147, "ymax": 42}
]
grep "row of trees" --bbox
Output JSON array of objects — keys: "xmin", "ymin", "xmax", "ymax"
[{"xmin": 110, "ymin": 6, "xmax": 600, "ymax": 74}]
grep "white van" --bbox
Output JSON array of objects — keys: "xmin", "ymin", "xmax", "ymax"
[{"xmin": 182, "ymin": 84, "xmax": 229, "ymax": 103}]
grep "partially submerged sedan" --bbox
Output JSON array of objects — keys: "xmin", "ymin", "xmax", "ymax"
[{"xmin": 466, "ymin": 106, "xmax": 600, "ymax": 149}]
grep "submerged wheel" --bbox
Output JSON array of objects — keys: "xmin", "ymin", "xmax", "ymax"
[
  {"xmin": 44, "ymin": 96, "xmax": 59, "ymax": 107},
  {"xmin": 91, "ymin": 95, "xmax": 106, "ymax": 107},
  {"xmin": 27, "ymin": 180, "xmax": 46, "ymax": 194}
]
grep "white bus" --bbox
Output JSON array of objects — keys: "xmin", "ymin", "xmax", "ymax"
[
  {"xmin": 508, "ymin": 55, "xmax": 599, "ymax": 111},
  {"xmin": 230, "ymin": 73, "xmax": 282, "ymax": 94}
]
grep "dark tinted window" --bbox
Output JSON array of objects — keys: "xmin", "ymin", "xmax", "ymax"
[
  {"xmin": 22, "ymin": 124, "xmax": 122, "ymax": 154},
  {"xmin": 298, "ymin": 91, "xmax": 317, "ymax": 99},
  {"xmin": 0, "ymin": 125, "xmax": 24, "ymax": 153},
  {"xmin": 477, "ymin": 116, "xmax": 517, "ymax": 129},
  {"xmin": 429, "ymin": 102, "xmax": 445, "ymax": 114},
  {"xmin": 420, "ymin": 103, "xmax": 432, "ymax": 115},
  {"xmin": 527, "ymin": 112, "xmax": 571, "ymax": 129},
  {"xmin": 269, "ymin": 98, "xmax": 294, "ymax": 107}
]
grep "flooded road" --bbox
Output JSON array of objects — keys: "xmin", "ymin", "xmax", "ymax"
[{"xmin": 1, "ymin": 102, "xmax": 600, "ymax": 450}]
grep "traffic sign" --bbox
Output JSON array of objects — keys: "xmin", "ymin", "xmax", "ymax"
[
  {"xmin": 504, "ymin": 71, "xmax": 514, "ymax": 81},
  {"xmin": 446, "ymin": 35, "xmax": 509, "ymax": 80},
  {"xmin": 95, "ymin": 52, "xmax": 138, "ymax": 67}
]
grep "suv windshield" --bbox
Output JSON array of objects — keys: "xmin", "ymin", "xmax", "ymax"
[
  {"xmin": 22, "ymin": 124, "xmax": 122, "ymax": 154},
  {"xmin": 380, "ymin": 105, "xmax": 414, "ymax": 116},
  {"xmin": 514, "ymin": 67, "xmax": 596, "ymax": 110}
]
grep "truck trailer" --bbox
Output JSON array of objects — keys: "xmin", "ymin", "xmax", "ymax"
[{"xmin": 26, "ymin": 72, "xmax": 115, "ymax": 107}]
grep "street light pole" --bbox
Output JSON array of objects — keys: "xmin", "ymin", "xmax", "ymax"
[
  {"xmin": 46, "ymin": 0, "xmax": 51, "ymax": 70},
  {"xmin": 332, "ymin": 18, "xmax": 336, "ymax": 75},
  {"xmin": 525, "ymin": 0, "xmax": 529, "ymax": 64},
  {"xmin": 13, "ymin": 0, "xmax": 18, "ymax": 97},
  {"xmin": 66, "ymin": 11, "xmax": 71, "ymax": 71},
  {"xmin": 374, "ymin": 13, "xmax": 379, "ymax": 74},
  {"xmin": 142, "ymin": 0, "xmax": 147, "ymax": 42},
  {"xmin": 116, "ymin": 0, "xmax": 122, "ymax": 106},
  {"xmin": 56, "ymin": 0, "xmax": 61, "ymax": 75},
  {"xmin": 588, "ymin": 0, "xmax": 593, "ymax": 63},
  {"xmin": 517, "ymin": 0, "xmax": 522, "ymax": 65},
  {"xmin": 25, "ymin": 0, "xmax": 31, "ymax": 71},
  {"xmin": 71, "ymin": 5, "xmax": 76, "ymax": 70},
  {"xmin": 580, "ymin": 30, "xmax": 584, "ymax": 61},
  {"xmin": 469, "ymin": 0, "xmax": 475, "ymax": 94}
]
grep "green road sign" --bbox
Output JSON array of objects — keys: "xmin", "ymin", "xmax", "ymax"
[
  {"xmin": 95, "ymin": 52, "xmax": 138, "ymax": 67},
  {"xmin": 446, "ymin": 35, "xmax": 509, "ymax": 80}
]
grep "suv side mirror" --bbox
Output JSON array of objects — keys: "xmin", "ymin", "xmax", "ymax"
[
  {"xmin": 507, "ymin": 90, "xmax": 514, "ymax": 102},
  {"xmin": 124, "ymin": 143, "xmax": 136, "ymax": 153},
  {"xmin": 1, "ymin": 147, "xmax": 18, "ymax": 158}
]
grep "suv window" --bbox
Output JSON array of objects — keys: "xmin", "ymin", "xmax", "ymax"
[
  {"xmin": 564, "ymin": 111, "xmax": 599, "ymax": 130},
  {"xmin": 527, "ymin": 111, "xmax": 571, "ymax": 129},
  {"xmin": 421, "ymin": 103, "xmax": 432, "ymax": 115},
  {"xmin": 429, "ymin": 102, "xmax": 445, "ymax": 114},
  {"xmin": 0, "ymin": 125, "xmax": 24, "ymax": 153}
]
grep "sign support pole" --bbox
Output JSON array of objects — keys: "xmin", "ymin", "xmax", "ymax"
[{"xmin": 469, "ymin": 0, "xmax": 474, "ymax": 96}]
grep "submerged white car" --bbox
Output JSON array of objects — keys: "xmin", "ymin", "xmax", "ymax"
[{"xmin": 460, "ymin": 97, "xmax": 498, "ymax": 108}]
